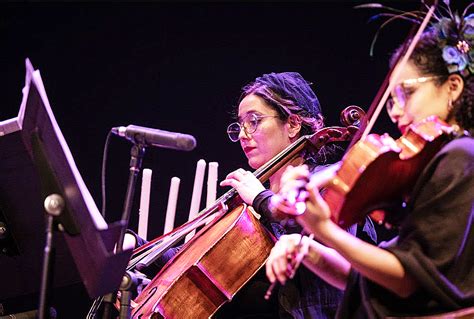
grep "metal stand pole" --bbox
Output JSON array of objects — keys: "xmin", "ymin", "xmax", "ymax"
[
  {"xmin": 102, "ymin": 143, "xmax": 146, "ymax": 319},
  {"xmin": 116, "ymin": 144, "xmax": 146, "ymax": 253},
  {"xmin": 38, "ymin": 194, "xmax": 64, "ymax": 319}
]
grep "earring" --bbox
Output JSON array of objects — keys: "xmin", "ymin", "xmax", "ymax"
[{"xmin": 448, "ymin": 99, "xmax": 453, "ymax": 112}]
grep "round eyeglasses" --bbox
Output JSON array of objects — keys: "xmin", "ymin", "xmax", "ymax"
[
  {"xmin": 386, "ymin": 75, "xmax": 442, "ymax": 115},
  {"xmin": 226, "ymin": 113, "xmax": 279, "ymax": 142}
]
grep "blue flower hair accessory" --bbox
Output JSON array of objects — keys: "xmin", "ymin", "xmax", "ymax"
[
  {"xmin": 435, "ymin": 11, "xmax": 474, "ymax": 77},
  {"xmin": 357, "ymin": 1, "xmax": 473, "ymax": 78}
]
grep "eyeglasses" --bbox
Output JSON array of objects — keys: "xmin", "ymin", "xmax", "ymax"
[
  {"xmin": 226, "ymin": 113, "xmax": 279, "ymax": 142},
  {"xmin": 386, "ymin": 75, "xmax": 442, "ymax": 114}
]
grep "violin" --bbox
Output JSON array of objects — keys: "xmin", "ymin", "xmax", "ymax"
[{"xmin": 272, "ymin": 116, "xmax": 456, "ymax": 228}]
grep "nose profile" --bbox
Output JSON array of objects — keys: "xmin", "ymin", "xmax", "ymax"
[
  {"xmin": 238, "ymin": 127, "xmax": 250, "ymax": 140},
  {"xmin": 387, "ymin": 100, "xmax": 404, "ymax": 123}
]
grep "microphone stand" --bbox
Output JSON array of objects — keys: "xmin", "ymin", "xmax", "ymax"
[
  {"xmin": 38, "ymin": 194, "xmax": 64, "ymax": 319},
  {"xmin": 102, "ymin": 143, "xmax": 146, "ymax": 319},
  {"xmin": 117, "ymin": 143, "xmax": 145, "ymax": 252}
]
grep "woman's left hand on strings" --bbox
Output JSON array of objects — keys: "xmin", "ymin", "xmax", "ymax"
[{"xmin": 220, "ymin": 168, "xmax": 265, "ymax": 204}]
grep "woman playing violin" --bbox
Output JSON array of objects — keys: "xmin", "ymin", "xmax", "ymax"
[
  {"xmin": 266, "ymin": 8, "xmax": 474, "ymax": 318},
  {"xmin": 216, "ymin": 72, "xmax": 376, "ymax": 318}
]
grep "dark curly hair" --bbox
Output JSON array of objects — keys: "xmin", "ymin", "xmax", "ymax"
[
  {"xmin": 235, "ymin": 72, "xmax": 343, "ymax": 166},
  {"xmin": 239, "ymin": 72, "xmax": 324, "ymax": 137},
  {"xmin": 390, "ymin": 22, "xmax": 474, "ymax": 134}
]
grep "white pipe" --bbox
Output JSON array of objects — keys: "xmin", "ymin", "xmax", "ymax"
[
  {"xmin": 164, "ymin": 177, "xmax": 180, "ymax": 234},
  {"xmin": 138, "ymin": 168, "xmax": 152, "ymax": 240},
  {"xmin": 206, "ymin": 162, "xmax": 218, "ymax": 207},
  {"xmin": 185, "ymin": 159, "xmax": 206, "ymax": 243}
]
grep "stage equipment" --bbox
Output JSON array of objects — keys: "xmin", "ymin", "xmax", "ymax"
[{"xmin": 0, "ymin": 59, "xmax": 132, "ymax": 318}]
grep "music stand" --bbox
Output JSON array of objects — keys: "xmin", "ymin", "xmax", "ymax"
[{"xmin": 0, "ymin": 59, "xmax": 132, "ymax": 316}]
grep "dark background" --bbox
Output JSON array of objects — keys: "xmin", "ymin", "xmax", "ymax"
[{"xmin": 1, "ymin": 1, "xmax": 467, "ymax": 317}]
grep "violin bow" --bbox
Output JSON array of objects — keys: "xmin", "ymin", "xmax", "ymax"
[{"xmin": 349, "ymin": 0, "xmax": 439, "ymax": 149}]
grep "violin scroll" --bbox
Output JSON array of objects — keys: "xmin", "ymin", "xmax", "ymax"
[
  {"xmin": 306, "ymin": 105, "xmax": 365, "ymax": 151},
  {"xmin": 340, "ymin": 105, "xmax": 365, "ymax": 128}
]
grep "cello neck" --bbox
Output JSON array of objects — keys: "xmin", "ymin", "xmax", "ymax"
[{"xmin": 130, "ymin": 124, "xmax": 360, "ymax": 265}]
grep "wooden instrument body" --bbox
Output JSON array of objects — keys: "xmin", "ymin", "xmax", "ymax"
[
  {"xmin": 326, "ymin": 116, "xmax": 453, "ymax": 227},
  {"xmin": 131, "ymin": 204, "xmax": 275, "ymax": 319}
]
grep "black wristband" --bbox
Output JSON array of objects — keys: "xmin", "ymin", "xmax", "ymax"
[{"xmin": 252, "ymin": 189, "xmax": 274, "ymax": 220}]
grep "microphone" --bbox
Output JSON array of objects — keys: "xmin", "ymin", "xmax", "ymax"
[{"xmin": 111, "ymin": 125, "xmax": 197, "ymax": 151}]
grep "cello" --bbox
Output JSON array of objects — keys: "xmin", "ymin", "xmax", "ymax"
[{"xmin": 125, "ymin": 106, "xmax": 365, "ymax": 318}]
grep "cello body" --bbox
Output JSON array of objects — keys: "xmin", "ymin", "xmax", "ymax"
[{"xmin": 131, "ymin": 204, "xmax": 275, "ymax": 319}]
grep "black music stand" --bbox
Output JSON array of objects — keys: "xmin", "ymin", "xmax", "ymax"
[{"xmin": 0, "ymin": 59, "xmax": 132, "ymax": 317}]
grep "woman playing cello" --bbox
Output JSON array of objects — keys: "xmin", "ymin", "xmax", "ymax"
[
  {"xmin": 266, "ymin": 6, "xmax": 474, "ymax": 318},
  {"xmin": 217, "ymin": 72, "xmax": 376, "ymax": 318},
  {"xmin": 124, "ymin": 71, "xmax": 376, "ymax": 318}
]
